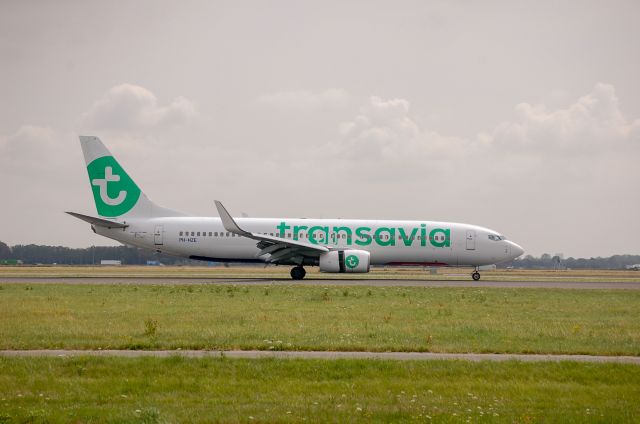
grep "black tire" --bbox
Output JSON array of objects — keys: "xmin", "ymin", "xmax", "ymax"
[
  {"xmin": 290, "ymin": 266, "xmax": 306, "ymax": 280},
  {"xmin": 472, "ymin": 271, "xmax": 481, "ymax": 281}
]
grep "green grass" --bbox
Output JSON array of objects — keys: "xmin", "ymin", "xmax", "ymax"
[
  {"xmin": 1, "ymin": 284, "xmax": 639, "ymax": 355},
  {"xmin": 0, "ymin": 356, "xmax": 638, "ymax": 423}
]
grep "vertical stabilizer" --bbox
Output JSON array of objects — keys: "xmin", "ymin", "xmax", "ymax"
[{"xmin": 79, "ymin": 136, "xmax": 183, "ymax": 218}]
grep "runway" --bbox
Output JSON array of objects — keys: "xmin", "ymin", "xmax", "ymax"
[
  {"xmin": 1, "ymin": 349, "xmax": 638, "ymax": 364},
  {"xmin": 1, "ymin": 277, "xmax": 639, "ymax": 289}
]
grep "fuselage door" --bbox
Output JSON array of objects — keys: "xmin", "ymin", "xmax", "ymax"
[
  {"xmin": 154, "ymin": 225, "xmax": 164, "ymax": 245},
  {"xmin": 466, "ymin": 230, "xmax": 476, "ymax": 250}
]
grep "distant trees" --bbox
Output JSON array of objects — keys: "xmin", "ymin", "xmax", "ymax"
[
  {"xmin": 0, "ymin": 240, "xmax": 638, "ymax": 269},
  {"xmin": 0, "ymin": 242, "xmax": 192, "ymax": 265},
  {"xmin": 502, "ymin": 254, "xmax": 640, "ymax": 270},
  {"xmin": 0, "ymin": 241, "xmax": 11, "ymax": 258}
]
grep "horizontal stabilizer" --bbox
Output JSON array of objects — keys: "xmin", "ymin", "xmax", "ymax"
[{"xmin": 65, "ymin": 211, "xmax": 128, "ymax": 229}]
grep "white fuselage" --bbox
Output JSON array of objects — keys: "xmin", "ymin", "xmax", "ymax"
[{"xmin": 95, "ymin": 216, "xmax": 523, "ymax": 267}]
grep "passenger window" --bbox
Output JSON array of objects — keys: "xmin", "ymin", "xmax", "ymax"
[
  {"xmin": 179, "ymin": 231, "xmax": 183, "ymax": 236},
  {"xmin": 191, "ymin": 232, "xmax": 194, "ymax": 237},
  {"xmin": 209, "ymin": 232, "xmax": 212, "ymax": 236},
  {"xmin": 226, "ymin": 232, "xmax": 230, "ymax": 237}
]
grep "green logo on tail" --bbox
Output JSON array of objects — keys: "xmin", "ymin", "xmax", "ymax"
[
  {"xmin": 345, "ymin": 255, "xmax": 359, "ymax": 269},
  {"xmin": 86, "ymin": 156, "xmax": 140, "ymax": 217}
]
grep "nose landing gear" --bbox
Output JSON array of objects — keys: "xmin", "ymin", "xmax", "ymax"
[
  {"xmin": 290, "ymin": 266, "xmax": 306, "ymax": 280},
  {"xmin": 471, "ymin": 268, "xmax": 481, "ymax": 281}
]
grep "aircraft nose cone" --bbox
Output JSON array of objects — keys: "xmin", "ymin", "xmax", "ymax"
[{"xmin": 509, "ymin": 242, "xmax": 524, "ymax": 258}]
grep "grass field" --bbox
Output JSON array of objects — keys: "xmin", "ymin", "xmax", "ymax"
[
  {"xmin": 1, "ymin": 284, "xmax": 638, "ymax": 355},
  {"xmin": 2, "ymin": 265, "xmax": 640, "ymax": 282},
  {"xmin": 0, "ymin": 356, "xmax": 638, "ymax": 423},
  {"xmin": 1, "ymin": 270, "xmax": 638, "ymax": 422}
]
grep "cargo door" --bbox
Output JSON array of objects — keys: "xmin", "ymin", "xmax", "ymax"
[
  {"xmin": 465, "ymin": 230, "xmax": 475, "ymax": 250},
  {"xmin": 154, "ymin": 225, "xmax": 164, "ymax": 246}
]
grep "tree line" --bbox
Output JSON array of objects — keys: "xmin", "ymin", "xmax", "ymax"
[
  {"xmin": 0, "ymin": 241, "xmax": 194, "ymax": 265},
  {"xmin": 503, "ymin": 254, "xmax": 640, "ymax": 270},
  {"xmin": 0, "ymin": 241, "xmax": 638, "ymax": 269}
]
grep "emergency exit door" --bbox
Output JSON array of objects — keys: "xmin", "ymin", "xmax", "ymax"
[
  {"xmin": 466, "ymin": 230, "xmax": 476, "ymax": 250},
  {"xmin": 154, "ymin": 225, "xmax": 164, "ymax": 246}
]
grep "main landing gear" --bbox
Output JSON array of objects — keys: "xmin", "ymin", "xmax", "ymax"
[
  {"xmin": 290, "ymin": 266, "xmax": 306, "ymax": 280},
  {"xmin": 471, "ymin": 268, "xmax": 481, "ymax": 281}
]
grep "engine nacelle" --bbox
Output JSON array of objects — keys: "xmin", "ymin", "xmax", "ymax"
[{"xmin": 319, "ymin": 250, "xmax": 371, "ymax": 273}]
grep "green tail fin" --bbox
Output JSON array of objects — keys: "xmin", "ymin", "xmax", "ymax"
[{"xmin": 79, "ymin": 136, "xmax": 182, "ymax": 218}]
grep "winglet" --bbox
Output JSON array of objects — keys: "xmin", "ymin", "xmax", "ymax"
[
  {"xmin": 215, "ymin": 200, "xmax": 250, "ymax": 236},
  {"xmin": 214, "ymin": 200, "xmax": 330, "ymax": 254}
]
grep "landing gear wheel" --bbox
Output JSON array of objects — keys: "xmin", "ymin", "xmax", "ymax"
[
  {"xmin": 290, "ymin": 266, "xmax": 306, "ymax": 280},
  {"xmin": 472, "ymin": 271, "xmax": 481, "ymax": 281}
]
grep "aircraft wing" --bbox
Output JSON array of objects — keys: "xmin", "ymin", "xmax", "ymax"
[
  {"xmin": 66, "ymin": 211, "xmax": 129, "ymax": 229},
  {"xmin": 215, "ymin": 200, "xmax": 329, "ymax": 265}
]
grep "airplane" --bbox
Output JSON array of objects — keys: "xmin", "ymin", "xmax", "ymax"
[{"xmin": 67, "ymin": 136, "xmax": 524, "ymax": 280}]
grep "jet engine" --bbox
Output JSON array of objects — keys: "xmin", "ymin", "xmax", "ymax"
[{"xmin": 319, "ymin": 250, "xmax": 370, "ymax": 273}]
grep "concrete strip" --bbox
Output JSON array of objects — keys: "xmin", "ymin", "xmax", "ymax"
[
  {"xmin": 1, "ymin": 277, "xmax": 640, "ymax": 289},
  {"xmin": 1, "ymin": 350, "xmax": 639, "ymax": 364}
]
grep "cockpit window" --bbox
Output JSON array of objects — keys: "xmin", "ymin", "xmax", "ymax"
[{"xmin": 488, "ymin": 234, "xmax": 507, "ymax": 241}]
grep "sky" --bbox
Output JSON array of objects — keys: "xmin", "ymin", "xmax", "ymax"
[{"xmin": 1, "ymin": 0, "xmax": 639, "ymax": 258}]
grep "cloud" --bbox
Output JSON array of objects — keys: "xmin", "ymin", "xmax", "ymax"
[
  {"xmin": 0, "ymin": 125, "xmax": 60, "ymax": 174},
  {"xmin": 80, "ymin": 84, "xmax": 197, "ymax": 132},
  {"xmin": 256, "ymin": 89, "xmax": 350, "ymax": 110},
  {"xmin": 339, "ymin": 96, "xmax": 418, "ymax": 140},
  {"xmin": 329, "ymin": 84, "xmax": 639, "ymax": 178},
  {"xmin": 325, "ymin": 96, "xmax": 465, "ymax": 180},
  {"xmin": 490, "ymin": 83, "xmax": 640, "ymax": 153}
]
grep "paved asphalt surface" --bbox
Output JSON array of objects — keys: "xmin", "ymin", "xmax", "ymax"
[
  {"xmin": 1, "ymin": 276, "xmax": 639, "ymax": 289},
  {"xmin": 1, "ymin": 349, "xmax": 638, "ymax": 364}
]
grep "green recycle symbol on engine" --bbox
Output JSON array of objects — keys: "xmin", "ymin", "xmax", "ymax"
[{"xmin": 345, "ymin": 254, "xmax": 359, "ymax": 269}]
